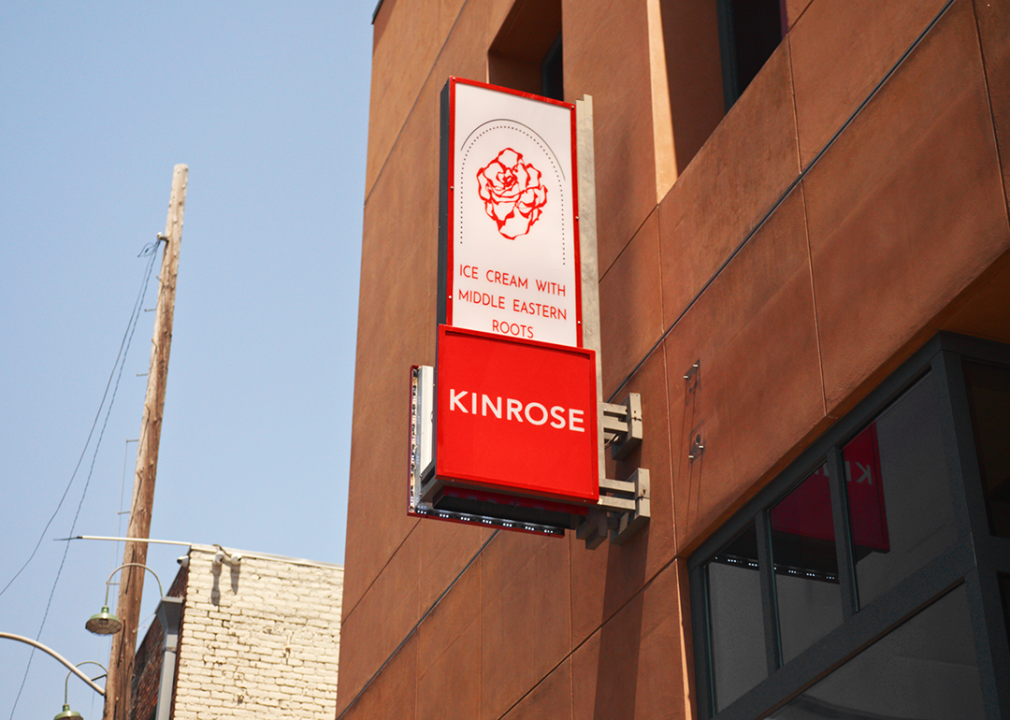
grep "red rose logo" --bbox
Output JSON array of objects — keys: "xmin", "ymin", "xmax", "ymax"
[{"xmin": 476, "ymin": 148, "xmax": 548, "ymax": 240}]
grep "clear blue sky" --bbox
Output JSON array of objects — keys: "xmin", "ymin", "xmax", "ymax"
[{"xmin": 0, "ymin": 3, "xmax": 371, "ymax": 716}]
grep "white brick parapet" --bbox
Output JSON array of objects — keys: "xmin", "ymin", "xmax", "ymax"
[{"xmin": 170, "ymin": 546, "xmax": 342, "ymax": 720}]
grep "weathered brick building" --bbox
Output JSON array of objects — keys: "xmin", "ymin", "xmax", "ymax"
[
  {"xmin": 339, "ymin": 0, "xmax": 1010, "ymax": 718},
  {"xmin": 131, "ymin": 545, "xmax": 342, "ymax": 720}
]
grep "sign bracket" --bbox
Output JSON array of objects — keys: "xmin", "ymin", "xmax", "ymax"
[
  {"xmin": 576, "ymin": 392, "xmax": 650, "ymax": 549},
  {"xmin": 602, "ymin": 394, "xmax": 643, "ymax": 459},
  {"xmin": 572, "ymin": 94, "xmax": 649, "ymax": 549}
]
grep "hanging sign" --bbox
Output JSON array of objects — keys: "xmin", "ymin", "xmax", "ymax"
[
  {"xmin": 434, "ymin": 325, "xmax": 598, "ymax": 504},
  {"xmin": 439, "ymin": 77, "xmax": 582, "ymax": 347}
]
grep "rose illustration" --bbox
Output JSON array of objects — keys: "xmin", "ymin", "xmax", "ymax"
[{"xmin": 476, "ymin": 148, "xmax": 548, "ymax": 240}]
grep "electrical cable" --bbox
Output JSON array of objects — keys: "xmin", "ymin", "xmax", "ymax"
[
  {"xmin": 5, "ymin": 239, "xmax": 163, "ymax": 719},
  {"xmin": 0, "ymin": 241, "xmax": 161, "ymax": 600}
]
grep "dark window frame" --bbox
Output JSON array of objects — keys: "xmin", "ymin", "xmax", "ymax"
[
  {"xmin": 540, "ymin": 31, "xmax": 564, "ymax": 102},
  {"xmin": 689, "ymin": 333, "xmax": 1010, "ymax": 720},
  {"xmin": 487, "ymin": 0, "xmax": 563, "ymax": 101},
  {"xmin": 716, "ymin": 0, "xmax": 786, "ymax": 110}
]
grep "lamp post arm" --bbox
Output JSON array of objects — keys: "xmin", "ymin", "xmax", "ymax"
[
  {"xmin": 0, "ymin": 632, "xmax": 106, "ymax": 696},
  {"xmin": 65, "ymin": 662, "xmax": 107, "ymax": 704},
  {"xmin": 103, "ymin": 563, "xmax": 164, "ymax": 604}
]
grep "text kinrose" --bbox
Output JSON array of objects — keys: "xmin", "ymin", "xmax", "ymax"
[{"xmin": 448, "ymin": 389, "xmax": 586, "ymax": 432}]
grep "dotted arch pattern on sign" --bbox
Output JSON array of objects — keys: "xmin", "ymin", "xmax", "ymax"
[{"xmin": 458, "ymin": 121, "xmax": 568, "ymax": 266}]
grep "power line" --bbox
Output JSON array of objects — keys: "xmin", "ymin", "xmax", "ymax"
[
  {"xmin": 5, "ymin": 239, "xmax": 163, "ymax": 719},
  {"xmin": 0, "ymin": 241, "xmax": 161, "ymax": 600}
]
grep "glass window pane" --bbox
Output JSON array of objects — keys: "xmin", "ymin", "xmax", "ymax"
[
  {"xmin": 963, "ymin": 360, "xmax": 1010, "ymax": 539},
  {"xmin": 1000, "ymin": 574, "xmax": 1010, "ymax": 649},
  {"xmin": 770, "ymin": 463, "xmax": 843, "ymax": 663},
  {"xmin": 767, "ymin": 585, "xmax": 985, "ymax": 720},
  {"xmin": 708, "ymin": 523, "xmax": 766, "ymax": 711},
  {"xmin": 844, "ymin": 372, "xmax": 956, "ymax": 607}
]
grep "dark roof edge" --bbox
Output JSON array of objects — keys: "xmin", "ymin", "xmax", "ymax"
[{"xmin": 372, "ymin": 0, "xmax": 384, "ymax": 24}]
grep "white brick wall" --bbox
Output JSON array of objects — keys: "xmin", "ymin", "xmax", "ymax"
[{"xmin": 172, "ymin": 546, "xmax": 343, "ymax": 720}]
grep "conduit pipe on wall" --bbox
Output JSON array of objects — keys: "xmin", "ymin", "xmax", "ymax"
[{"xmin": 154, "ymin": 596, "xmax": 183, "ymax": 720}]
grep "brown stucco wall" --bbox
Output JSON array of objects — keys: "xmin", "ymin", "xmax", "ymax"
[{"xmin": 339, "ymin": 0, "xmax": 1010, "ymax": 717}]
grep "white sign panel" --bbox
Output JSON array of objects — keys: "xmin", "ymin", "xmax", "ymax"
[{"xmin": 443, "ymin": 78, "xmax": 582, "ymax": 347}]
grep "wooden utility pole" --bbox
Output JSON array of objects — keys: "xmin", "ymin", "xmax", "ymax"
[{"xmin": 104, "ymin": 164, "xmax": 187, "ymax": 720}]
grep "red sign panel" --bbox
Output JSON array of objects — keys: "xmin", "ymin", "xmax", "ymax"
[{"xmin": 435, "ymin": 325, "xmax": 598, "ymax": 504}]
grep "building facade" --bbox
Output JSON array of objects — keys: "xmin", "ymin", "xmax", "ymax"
[
  {"xmin": 339, "ymin": 0, "xmax": 1010, "ymax": 718},
  {"xmin": 131, "ymin": 545, "xmax": 343, "ymax": 720}
]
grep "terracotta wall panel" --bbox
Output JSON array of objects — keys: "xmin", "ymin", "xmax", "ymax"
[
  {"xmin": 345, "ymin": 104, "xmax": 439, "ymax": 615},
  {"xmin": 571, "ymin": 560, "xmax": 689, "ymax": 720},
  {"xmin": 805, "ymin": 0, "xmax": 1008, "ymax": 414},
  {"xmin": 346, "ymin": 0, "xmax": 490, "ymax": 617},
  {"xmin": 487, "ymin": 0, "xmax": 515, "ymax": 43},
  {"xmin": 336, "ymin": 538, "xmax": 420, "ymax": 716},
  {"xmin": 943, "ymin": 249, "xmax": 1010, "ymax": 345},
  {"xmin": 418, "ymin": 519, "xmax": 491, "ymax": 612},
  {"xmin": 339, "ymin": 634, "xmax": 417, "ymax": 720},
  {"xmin": 790, "ymin": 0, "xmax": 949, "ymax": 168},
  {"xmin": 972, "ymin": 0, "xmax": 1010, "ymax": 205},
  {"xmin": 665, "ymin": 189, "xmax": 824, "ymax": 551},
  {"xmin": 366, "ymin": 0, "xmax": 472, "ymax": 196},
  {"xmin": 563, "ymin": 0, "xmax": 658, "ymax": 273},
  {"xmin": 659, "ymin": 40, "xmax": 799, "ymax": 329},
  {"xmin": 502, "ymin": 659, "xmax": 573, "ymax": 720},
  {"xmin": 784, "ymin": 0, "xmax": 813, "ymax": 29},
  {"xmin": 417, "ymin": 553, "xmax": 481, "ymax": 678},
  {"xmin": 481, "ymin": 531, "xmax": 571, "ymax": 720},
  {"xmin": 599, "ymin": 210, "xmax": 664, "ymax": 397},
  {"xmin": 569, "ymin": 348, "xmax": 675, "ymax": 646},
  {"xmin": 343, "ymin": 309, "xmax": 425, "ymax": 615},
  {"xmin": 417, "ymin": 617, "xmax": 481, "ymax": 720}
]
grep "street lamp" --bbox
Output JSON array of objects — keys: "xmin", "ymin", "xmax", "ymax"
[
  {"xmin": 85, "ymin": 563, "xmax": 163, "ymax": 635},
  {"xmin": 0, "ymin": 634, "xmax": 106, "ymax": 720},
  {"xmin": 0, "ymin": 633, "xmax": 106, "ymax": 696},
  {"xmin": 82, "ymin": 561, "xmax": 182, "ymax": 720},
  {"xmin": 54, "ymin": 662, "xmax": 107, "ymax": 720}
]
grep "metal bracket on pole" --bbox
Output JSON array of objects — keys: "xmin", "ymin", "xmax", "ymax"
[{"xmin": 576, "ymin": 393, "xmax": 650, "ymax": 549}]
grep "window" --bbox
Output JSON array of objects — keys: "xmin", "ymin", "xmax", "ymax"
[
  {"xmin": 767, "ymin": 586, "xmax": 986, "ymax": 720},
  {"xmin": 1000, "ymin": 575, "xmax": 1010, "ymax": 650},
  {"xmin": 690, "ymin": 334, "xmax": 1010, "ymax": 720},
  {"xmin": 842, "ymin": 372, "xmax": 957, "ymax": 606},
  {"xmin": 540, "ymin": 32, "xmax": 563, "ymax": 102},
  {"xmin": 708, "ymin": 523, "xmax": 766, "ymax": 709},
  {"xmin": 717, "ymin": 0, "xmax": 785, "ymax": 109},
  {"xmin": 963, "ymin": 360, "xmax": 1010, "ymax": 539},
  {"xmin": 769, "ymin": 463, "xmax": 842, "ymax": 664},
  {"xmin": 488, "ymin": 0, "xmax": 563, "ymax": 101}
]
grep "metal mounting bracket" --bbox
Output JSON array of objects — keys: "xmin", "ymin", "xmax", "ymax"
[
  {"xmin": 576, "ymin": 393, "xmax": 650, "ymax": 549},
  {"xmin": 602, "ymin": 393, "xmax": 643, "ymax": 460},
  {"xmin": 577, "ymin": 469, "xmax": 651, "ymax": 549}
]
